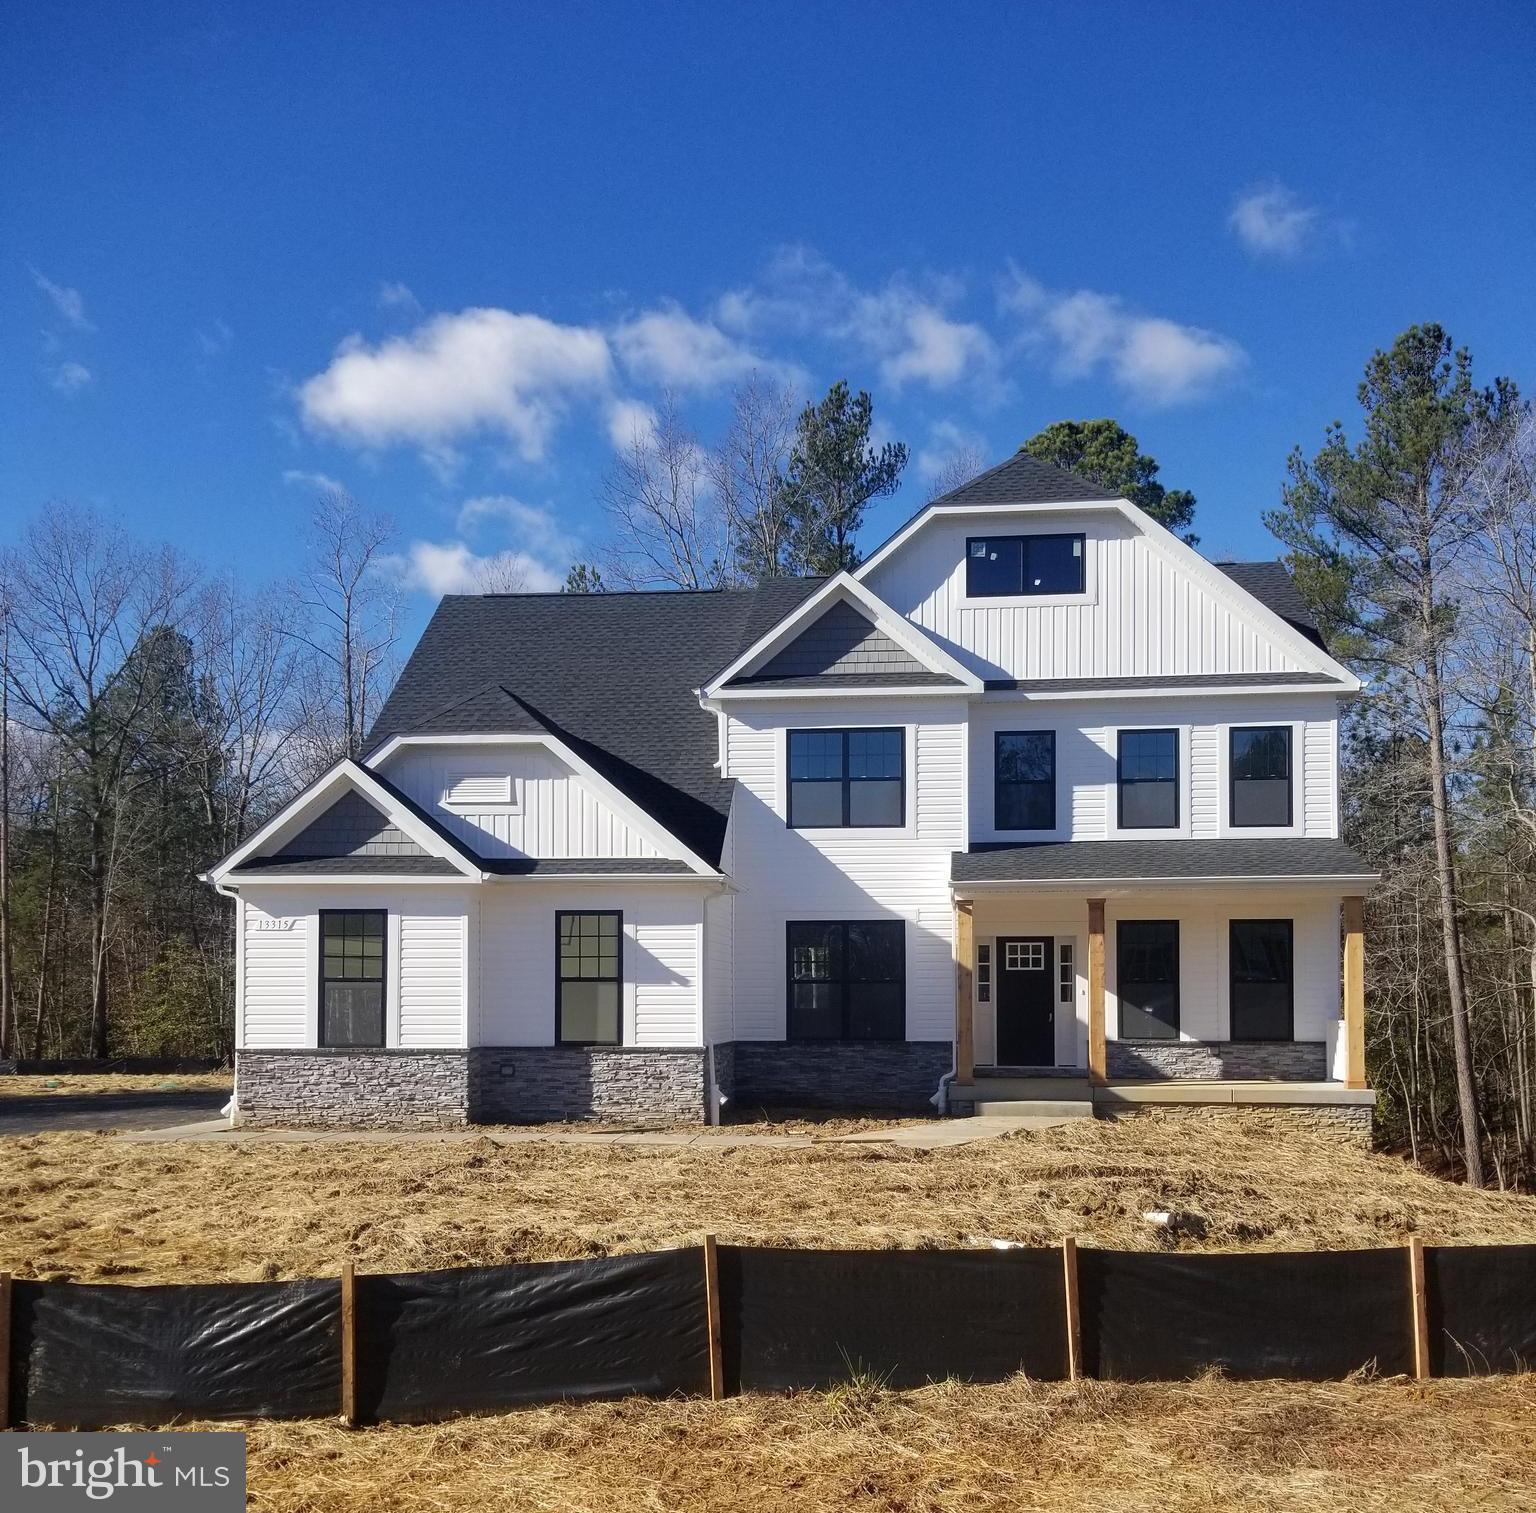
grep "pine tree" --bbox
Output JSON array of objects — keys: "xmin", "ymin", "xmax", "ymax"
[{"xmin": 1022, "ymin": 419, "xmax": 1197, "ymax": 541}]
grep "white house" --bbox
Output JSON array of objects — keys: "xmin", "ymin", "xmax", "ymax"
[{"xmin": 204, "ymin": 453, "xmax": 1376, "ymax": 1134}]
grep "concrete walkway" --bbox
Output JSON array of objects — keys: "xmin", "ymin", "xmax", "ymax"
[{"xmin": 117, "ymin": 1112, "xmax": 1066, "ymax": 1150}]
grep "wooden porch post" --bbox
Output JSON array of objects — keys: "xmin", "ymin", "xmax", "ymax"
[
  {"xmin": 955, "ymin": 899, "xmax": 975, "ymax": 1085},
  {"xmin": 1343, "ymin": 895, "xmax": 1366, "ymax": 1090},
  {"xmin": 1087, "ymin": 898, "xmax": 1106, "ymax": 1084}
]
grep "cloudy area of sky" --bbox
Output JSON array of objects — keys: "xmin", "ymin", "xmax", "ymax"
[{"xmin": 4, "ymin": 2, "xmax": 1534, "ymax": 641}]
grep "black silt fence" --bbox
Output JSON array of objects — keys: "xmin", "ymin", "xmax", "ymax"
[{"xmin": 3, "ymin": 1241, "xmax": 1535, "ymax": 1427}]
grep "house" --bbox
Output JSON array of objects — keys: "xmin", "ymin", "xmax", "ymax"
[{"xmin": 204, "ymin": 453, "xmax": 1377, "ymax": 1136}]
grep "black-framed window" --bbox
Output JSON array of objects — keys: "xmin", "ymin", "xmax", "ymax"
[
  {"xmin": 787, "ymin": 920, "xmax": 904, "ymax": 1040},
  {"xmin": 1231, "ymin": 726, "xmax": 1292, "ymax": 827},
  {"xmin": 995, "ymin": 730, "xmax": 1056, "ymax": 830},
  {"xmin": 966, "ymin": 534, "xmax": 1085, "ymax": 598},
  {"xmin": 1117, "ymin": 920, "xmax": 1179, "ymax": 1040},
  {"xmin": 788, "ymin": 728, "xmax": 904, "ymax": 828},
  {"xmin": 557, "ymin": 910, "xmax": 622, "ymax": 1045},
  {"xmin": 1230, "ymin": 919, "xmax": 1294, "ymax": 1041},
  {"xmin": 1117, "ymin": 728, "xmax": 1179, "ymax": 829},
  {"xmin": 319, "ymin": 910, "xmax": 386, "ymax": 1047}
]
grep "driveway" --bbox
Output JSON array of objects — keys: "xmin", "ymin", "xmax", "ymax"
[{"xmin": 0, "ymin": 1090, "xmax": 230, "ymax": 1136}]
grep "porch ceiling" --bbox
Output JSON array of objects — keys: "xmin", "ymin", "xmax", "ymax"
[{"xmin": 951, "ymin": 837, "xmax": 1377, "ymax": 891}]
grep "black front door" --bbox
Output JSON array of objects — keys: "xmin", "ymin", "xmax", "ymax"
[{"xmin": 996, "ymin": 936, "xmax": 1055, "ymax": 1066}]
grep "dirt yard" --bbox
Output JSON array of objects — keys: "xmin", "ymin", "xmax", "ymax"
[
  {"xmin": 6, "ymin": 1112, "xmax": 1536, "ymax": 1282},
  {"xmin": 219, "ymin": 1373, "xmax": 1536, "ymax": 1512}
]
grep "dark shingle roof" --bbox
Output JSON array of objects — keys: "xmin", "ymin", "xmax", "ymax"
[
  {"xmin": 932, "ymin": 452, "xmax": 1123, "ymax": 507},
  {"xmin": 366, "ymin": 578, "xmax": 825, "ymax": 867},
  {"xmin": 1215, "ymin": 562, "xmax": 1327, "ymax": 649},
  {"xmin": 728, "ymin": 671, "xmax": 964, "ymax": 690},
  {"xmin": 482, "ymin": 857, "xmax": 696, "ymax": 876},
  {"xmin": 952, "ymin": 838, "xmax": 1377, "ymax": 885},
  {"xmin": 984, "ymin": 672, "xmax": 1344, "ymax": 694},
  {"xmin": 229, "ymin": 855, "xmax": 463, "ymax": 877}
]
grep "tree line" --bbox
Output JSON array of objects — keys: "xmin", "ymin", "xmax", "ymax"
[{"xmin": 4, "ymin": 332, "xmax": 1535, "ymax": 1194}]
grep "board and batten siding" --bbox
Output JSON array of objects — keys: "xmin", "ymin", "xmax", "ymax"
[
  {"xmin": 863, "ymin": 512, "xmax": 1314, "ymax": 683},
  {"xmin": 966, "ymin": 694, "xmax": 1340, "ymax": 843},
  {"xmin": 238, "ymin": 886, "xmax": 472, "ymax": 1049},
  {"xmin": 477, "ymin": 884, "xmax": 707, "ymax": 1047},
  {"xmin": 381, "ymin": 743, "xmax": 664, "ymax": 861},
  {"xmin": 722, "ymin": 697, "xmax": 968, "ymax": 1043}
]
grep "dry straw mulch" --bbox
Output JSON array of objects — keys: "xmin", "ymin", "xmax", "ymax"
[
  {"xmin": 0, "ymin": 1073, "xmax": 233, "ymax": 1098},
  {"xmin": 219, "ymin": 1373, "xmax": 1536, "ymax": 1512},
  {"xmin": 6, "ymin": 1113, "xmax": 1536, "ymax": 1283}
]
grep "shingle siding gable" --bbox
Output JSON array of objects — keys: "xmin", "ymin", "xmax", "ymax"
[
  {"xmin": 276, "ymin": 790, "xmax": 427, "ymax": 859},
  {"xmin": 751, "ymin": 600, "xmax": 930, "ymax": 681}
]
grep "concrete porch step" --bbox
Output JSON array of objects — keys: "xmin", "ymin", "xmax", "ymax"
[
  {"xmin": 968, "ymin": 1098, "xmax": 1094, "ymax": 1119},
  {"xmin": 953, "ymin": 1076, "xmax": 1092, "ymax": 1102}
]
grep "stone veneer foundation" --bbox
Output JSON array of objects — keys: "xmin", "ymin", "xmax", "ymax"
[
  {"xmin": 1099, "ymin": 1101, "xmax": 1373, "ymax": 1145},
  {"xmin": 721, "ymin": 1041, "xmax": 952, "ymax": 1114},
  {"xmin": 235, "ymin": 1046, "xmax": 707, "ymax": 1128},
  {"xmin": 1106, "ymin": 1040, "xmax": 1327, "ymax": 1080}
]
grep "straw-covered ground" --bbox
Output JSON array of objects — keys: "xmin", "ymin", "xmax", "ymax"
[
  {"xmin": 6, "ymin": 1111, "xmax": 1536, "ymax": 1282},
  {"xmin": 217, "ymin": 1372, "xmax": 1536, "ymax": 1512}
]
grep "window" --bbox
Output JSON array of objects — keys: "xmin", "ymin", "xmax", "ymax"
[
  {"xmin": 995, "ymin": 731, "xmax": 1056, "ymax": 830},
  {"xmin": 787, "ymin": 920, "xmax": 904, "ymax": 1040},
  {"xmin": 1117, "ymin": 920, "xmax": 1179, "ymax": 1040},
  {"xmin": 1230, "ymin": 919, "xmax": 1294, "ymax": 1041},
  {"xmin": 320, "ymin": 911, "xmax": 386, "ymax": 1047},
  {"xmin": 788, "ymin": 728, "xmax": 904, "ymax": 828},
  {"xmin": 1117, "ymin": 729, "xmax": 1179, "ymax": 829},
  {"xmin": 966, "ymin": 534, "xmax": 1085, "ymax": 598},
  {"xmin": 1231, "ymin": 726, "xmax": 1293, "ymax": 827},
  {"xmin": 557, "ymin": 911, "xmax": 622, "ymax": 1045},
  {"xmin": 1059, "ymin": 941, "xmax": 1075, "ymax": 1005},
  {"xmin": 977, "ymin": 944, "xmax": 992, "ymax": 1004},
  {"xmin": 1005, "ymin": 940, "xmax": 1045, "ymax": 970}
]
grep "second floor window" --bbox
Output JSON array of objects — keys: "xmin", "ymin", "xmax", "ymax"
[
  {"xmin": 966, "ymin": 534, "xmax": 1085, "ymax": 597},
  {"xmin": 1231, "ymin": 726, "xmax": 1292, "ymax": 827},
  {"xmin": 995, "ymin": 730, "xmax": 1056, "ymax": 830},
  {"xmin": 1117, "ymin": 728, "xmax": 1179, "ymax": 829},
  {"xmin": 788, "ymin": 728, "xmax": 903, "ymax": 828}
]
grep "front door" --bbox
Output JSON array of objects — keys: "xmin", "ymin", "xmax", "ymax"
[{"xmin": 995, "ymin": 936, "xmax": 1055, "ymax": 1066}]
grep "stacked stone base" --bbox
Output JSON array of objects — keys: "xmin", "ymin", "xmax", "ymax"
[
  {"xmin": 235, "ymin": 1047, "xmax": 706, "ymax": 1129},
  {"xmin": 1106, "ymin": 1040, "xmax": 1326, "ymax": 1080},
  {"xmin": 1099, "ymin": 1100, "xmax": 1373, "ymax": 1145},
  {"xmin": 721, "ymin": 1040, "xmax": 951, "ymax": 1114}
]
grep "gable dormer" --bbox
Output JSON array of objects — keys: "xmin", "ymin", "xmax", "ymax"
[{"xmin": 743, "ymin": 599, "xmax": 933, "ymax": 684}]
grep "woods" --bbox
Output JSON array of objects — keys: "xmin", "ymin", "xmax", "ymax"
[{"xmin": 4, "ymin": 340, "xmax": 1536, "ymax": 1188}]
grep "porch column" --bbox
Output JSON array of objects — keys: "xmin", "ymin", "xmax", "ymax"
[
  {"xmin": 955, "ymin": 899, "xmax": 975, "ymax": 1085},
  {"xmin": 1343, "ymin": 895, "xmax": 1366, "ymax": 1090},
  {"xmin": 1087, "ymin": 898, "xmax": 1106, "ymax": 1084}
]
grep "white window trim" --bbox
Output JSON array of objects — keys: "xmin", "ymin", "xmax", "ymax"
[
  {"xmin": 1106, "ymin": 722, "xmax": 1193, "ymax": 841},
  {"xmin": 1217, "ymin": 718, "xmax": 1307, "ymax": 839},
  {"xmin": 778, "ymin": 722, "xmax": 918, "ymax": 841},
  {"xmin": 957, "ymin": 531, "xmax": 1098, "ymax": 611}
]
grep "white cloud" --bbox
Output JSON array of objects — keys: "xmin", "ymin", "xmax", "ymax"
[
  {"xmin": 282, "ymin": 468, "xmax": 346, "ymax": 493},
  {"xmin": 455, "ymin": 494, "xmax": 574, "ymax": 559},
  {"xmin": 50, "ymin": 360, "xmax": 92, "ymax": 394},
  {"xmin": 604, "ymin": 397, "xmax": 659, "ymax": 452},
  {"xmin": 1228, "ymin": 183, "xmax": 1321, "ymax": 258},
  {"xmin": 611, "ymin": 303, "xmax": 793, "ymax": 390},
  {"xmin": 1000, "ymin": 265, "xmax": 1244, "ymax": 406},
  {"xmin": 380, "ymin": 540, "xmax": 565, "ymax": 596},
  {"xmin": 195, "ymin": 318, "xmax": 234, "ymax": 357},
  {"xmin": 31, "ymin": 268, "xmax": 93, "ymax": 331},
  {"xmin": 378, "ymin": 280, "xmax": 421, "ymax": 311},
  {"xmin": 915, "ymin": 419, "xmax": 988, "ymax": 481},
  {"xmin": 298, "ymin": 307, "xmax": 613, "ymax": 461}
]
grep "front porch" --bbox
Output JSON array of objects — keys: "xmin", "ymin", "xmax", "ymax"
[{"xmin": 949, "ymin": 843, "xmax": 1372, "ymax": 1129}]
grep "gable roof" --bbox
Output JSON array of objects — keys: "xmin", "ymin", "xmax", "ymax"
[
  {"xmin": 364, "ymin": 577, "xmax": 825, "ymax": 867},
  {"xmin": 931, "ymin": 451, "xmax": 1124, "ymax": 507},
  {"xmin": 1215, "ymin": 561, "xmax": 1326, "ymax": 649},
  {"xmin": 745, "ymin": 598, "xmax": 934, "ymax": 683}
]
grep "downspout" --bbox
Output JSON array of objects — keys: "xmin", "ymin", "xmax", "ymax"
[{"xmin": 208, "ymin": 876, "xmax": 241, "ymax": 1126}]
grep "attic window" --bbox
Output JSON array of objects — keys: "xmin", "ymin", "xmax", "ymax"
[
  {"xmin": 966, "ymin": 534, "xmax": 1085, "ymax": 597},
  {"xmin": 444, "ymin": 774, "xmax": 515, "ymax": 807}
]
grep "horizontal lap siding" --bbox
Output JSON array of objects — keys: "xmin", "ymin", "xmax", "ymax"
[
  {"xmin": 724, "ymin": 700, "xmax": 967, "ymax": 1043},
  {"xmin": 399, "ymin": 907, "xmax": 466, "ymax": 1047},
  {"xmin": 242, "ymin": 903, "xmax": 309, "ymax": 1046},
  {"xmin": 865, "ymin": 516, "xmax": 1311, "ymax": 683},
  {"xmin": 384, "ymin": 745, "xmax": 663, "ymax": 860}
]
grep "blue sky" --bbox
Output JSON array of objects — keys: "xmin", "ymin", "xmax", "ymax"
[{"xmin": 5, "ymin": 1, "xmax": 1534, "ymax": 643}]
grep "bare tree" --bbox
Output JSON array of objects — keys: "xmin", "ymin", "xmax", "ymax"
[
  {"xmin": 601, "ymin": 395, "xmax": 730, "ymax": 590},
  {"xmin": 470, "ymin": 554, "xmax": 532, "ymax": 594},
  {"xmin": 925, "ymin": 444, "xmax": 989, "ymax": 503},
  {"xmin": 3, "ymin": 507, "xmax": 194, "ymax": 1056},
  {"xmin": 711, "ymin": 373, "xmax": 798, "ymax": 582},
  {"xmin": 291, "ymin": 489, "xmax": 399, "ymax": 762},
  {"xmin": 0, "ymin": 577, "xmax": 13, "ymax": 1059}
]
